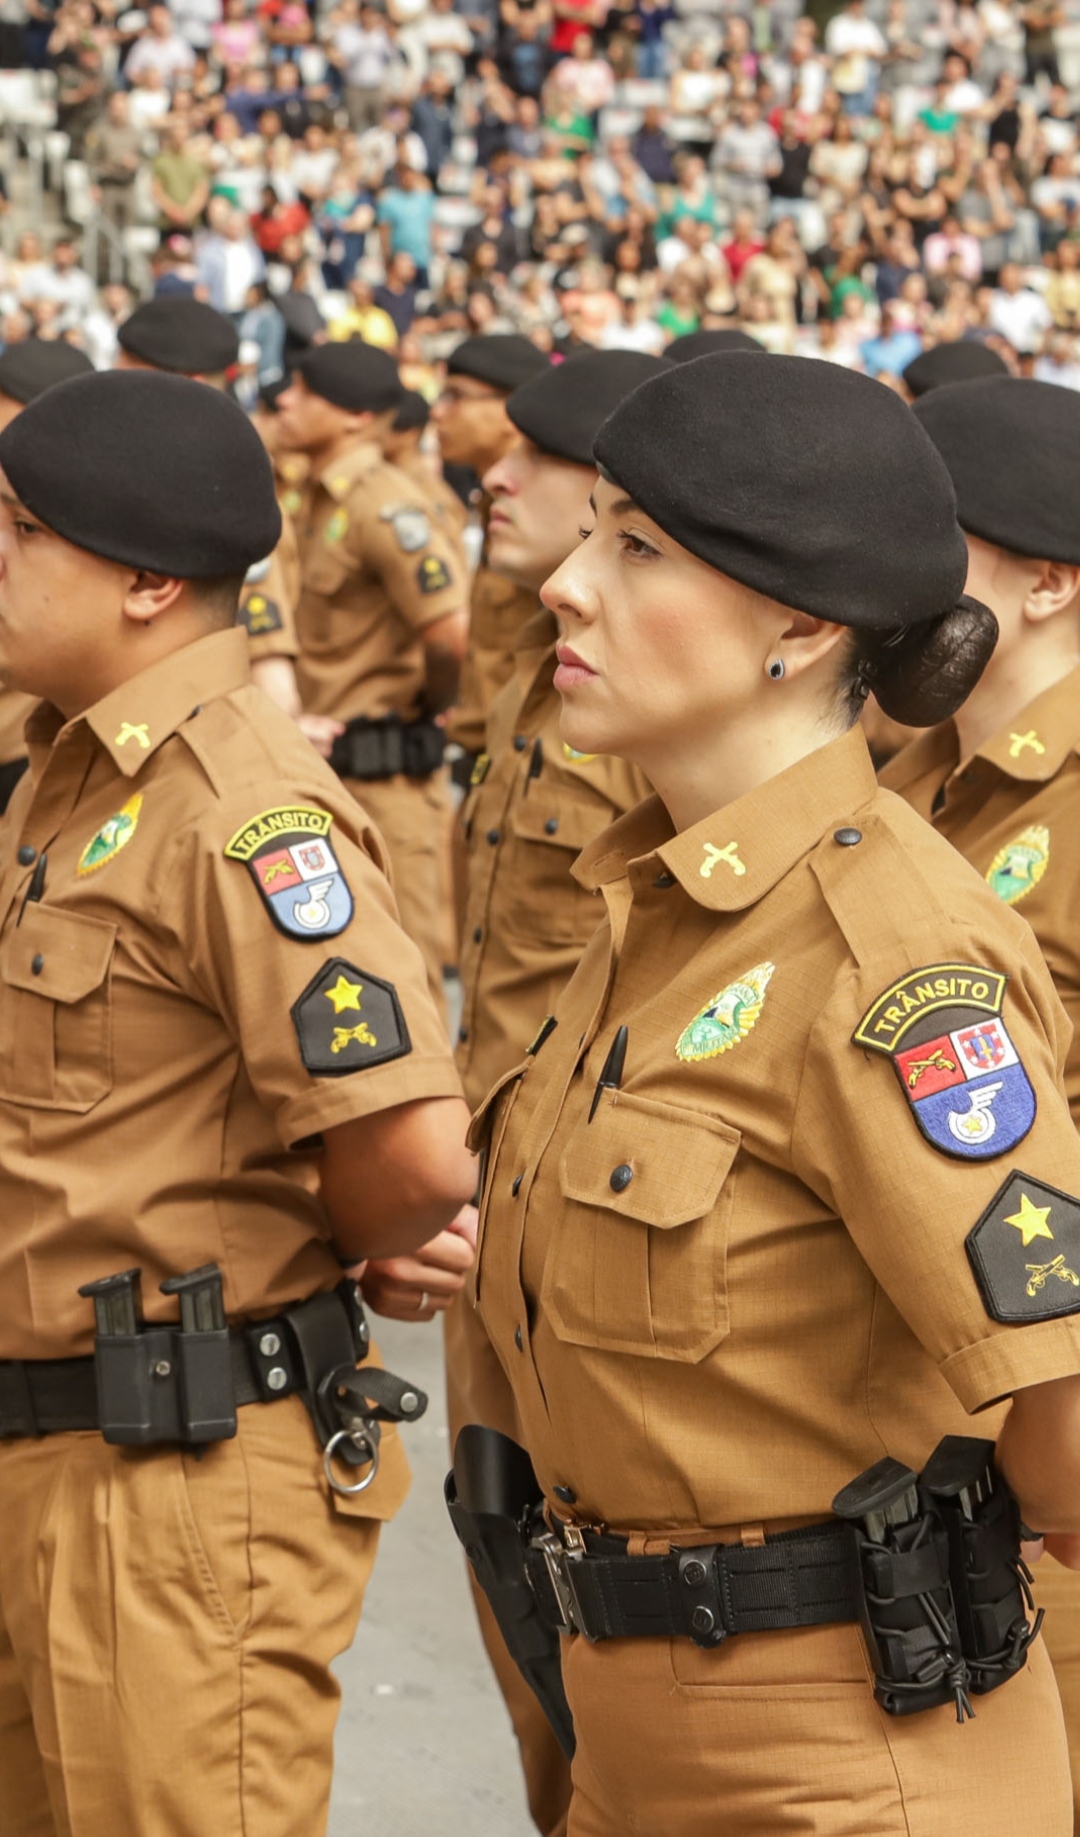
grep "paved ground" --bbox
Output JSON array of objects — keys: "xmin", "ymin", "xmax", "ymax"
[{"xmin": 328, "ymin": 1313, "xmax": 537, "ymax": 1837}]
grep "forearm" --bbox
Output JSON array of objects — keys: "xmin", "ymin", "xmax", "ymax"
[{"xmin": 996, "ymin": 1372, "xmax": 1080, "ymax": 1533}]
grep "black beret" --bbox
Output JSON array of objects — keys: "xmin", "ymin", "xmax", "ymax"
[
  {"xmin": 903, "ymin": 340, "xmax": 1009, "ymax": 398},
  {"xmin": 594, "ymin": 354, "xmax": 967, "ymax": 630},
  {"xmin": 914, "ymin": 374, "xmax": 1080, "ymax": 564},
  {"xmin": 666, "ymin": 328, "xmax": 763, "ymax": 362},
  {"xmin": 296, "ymin": 342, "xmax": 403, "ymax": 413},
  {"xmin": 508, "ymin": 349, "xmax": 672, "ymax": 467},
  {"xmin": 447, "ymin": 332, "xmax": 549, "ymax": 393},
  {"xmin": 117, "ymin": 297, "xmax": 240, "ymax": 375},
  {"xmin": 0, "ymin": 371, "xmax": 282, "ymax": 577},
  {"xmin": 393, "ymin": 388, "xmax": 431, "ymax": 433},
  {"xmin": 0, "ymin": 338, "xmax": 94, "ymax": 404}
]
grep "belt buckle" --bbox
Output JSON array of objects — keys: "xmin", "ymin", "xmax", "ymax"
[{"xmin": 533, "ymin": 1524, "xmax": 591, "ymax": 1637}]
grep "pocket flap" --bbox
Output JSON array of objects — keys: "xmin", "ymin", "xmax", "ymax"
[
  {"xmin": 559, "ymin": 1090, "xmax": 740, "ymax": 1227},
  {"xmin": 466, "ymin": 1055, "xmax": 530, "ymax": 1155},
  {"xmin": 301, "ymin": 545, "xmax": 351, "ymax": 596},
  {"xmin": 511, "ymin": 793, "xmax": 613, "ymax": 854},
  {"xmin": 4, "ymin": 905, "xmax": 117, "ymax": 1002}
]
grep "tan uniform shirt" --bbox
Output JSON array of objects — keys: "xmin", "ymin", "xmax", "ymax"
[
  {"xmin": 0, "ymin": 690, "xmax": 36, "ymax": 768},
  {"xmin": 0, "ymin": 629, "xmax": 462, "ymax": 1410},
  {"xmin": 881, "ymin": 669, "xmax": 1080, "ymax": 1115},
  {"xmin": 395, "ymin": 448, "xmax": 469, "ymax": 540},
  {"xmin": 289, "ymin": 441, "xmax": 466, "ymax": 725},
  {"xmin": 456, "ymin": 609, "xmax": 650, "ymax": 1110},
  {"xmin": 446, "ymin": 517, "xmax": 538, "ymax": 758},
  {"xmin": 471, "ymin": 728, "xmax": 1080, "ymax": 1538},
  {"xmin": 238, "ymin": 503, "xmax": 301, "ymax": 663}
]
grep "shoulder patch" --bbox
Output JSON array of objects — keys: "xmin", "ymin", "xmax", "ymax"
[
  {"xmin": 417, "ymin": 555, "xmax": 452, "ymax": 594},
  {"xmin": 985, "ymin": 825, "xmax": 1049, "ymax": 906},
  {"xmin": 676, "ymin": 962, "xmax": 774, "ymax": 1062},
  {"xmin": 238, "ymin": 592, "xmax": 284, "ymax": 637},
  {"xmin": 854, "ymin": 964, "xmax": 1035, "ymax": 1160},
  {"xmin": 224, "ymin": 806, "xmax": 354, "ymax": 941},
  {"xmin": 380, "ymin": 503, "xmax": 431, "ymax": 553},
  {"xmin": 291, "ymin": 958, "xmax": 411, "ymax": 1075},
  {"xmin": 967, "ymin": 1170, "xmax": 1080, "ymax": 1322}
]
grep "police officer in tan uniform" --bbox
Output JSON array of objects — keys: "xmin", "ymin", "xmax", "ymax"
[
  {"xmin": 368, "ymin": 350, "xmax": 663, "ymax": 1837},
  {"xmin": 0, "ymin": 339, "xmax": 95, "ymax": 814},
  {"xmin": 273, "ymin": 343, "xmax": 470, "ymax": 1016},
  {"xmin": 0, "ymin": 370, "xmax": 475, "ymax": 1836},
  {"xmin": 434, "ymin": 334, "xmax": 550, "ymax": 768},
  {"xmin": 882, "ymin": 375, "xmax": 1080, "ymax": 1820},
  {"xmin": 459, "ymin": 355, "xmax": 1080, "ymax": 1834}
]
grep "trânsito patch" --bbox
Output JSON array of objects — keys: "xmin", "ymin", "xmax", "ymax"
[
  {"xmin": 417, "ymin": 555, "xmax": 452, "ymax": 594},
  {"xmin": 853, "ymin": 962, "xmax": 1035, "ymax": 1160},
  {"xmin": 224, "ymin": 806, "xmax": 354, "ymax": 941},
  {"xmin": 967, "ymin": 1169, "xmax": 1080, "ymax": 1323},
  {"xmin": 238, "ymin": 592, "xmax": 284, "ymax": 636},
  {"xmin": 291, "ymin": 958, "xmax": 411, "ymax": 1074}
]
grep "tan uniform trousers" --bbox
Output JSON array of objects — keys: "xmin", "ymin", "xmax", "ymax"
[
  {"xmin": 0, "ymin": 1397, "xmax": 379, "ymax": 1837},
  {"xmin": 560, "ymin": 1617, "xmax": 1070, "ymax": 1836},
  {"xmin": 445, "ymin": 1295, "xmax": 572, "ymax": 1837},
  {"xmin": 1036, "ymin": 1558, "xmax": 1080, "ymax": 1828},
  {"xmin": 342, "ymin": 771, "xmax": 451, "ymax": 1024}
]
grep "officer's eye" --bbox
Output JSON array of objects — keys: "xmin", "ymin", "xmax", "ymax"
[
  {"xmin": 13, "ymin": 518, "xmax": 40, "ymax": 538},
  {"xmin": 617, "ymin": 528, "xmax": 658, "ymax": 560}
]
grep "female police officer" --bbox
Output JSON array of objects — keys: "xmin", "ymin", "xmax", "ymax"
[{"xmin": 465, "ymin": 354, "xmax": 1080, "ymax": 1834}]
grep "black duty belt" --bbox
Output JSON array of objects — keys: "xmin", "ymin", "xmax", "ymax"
[
  {"xmin": 0, "ymin": 1327, "xmax": 305, "ymax": 1437},
  {"xmin": 330, "ymin": 714, "xmax": 445, "ymax": 783},
  {"xmin": 0, "ymin": 755, "xmax": 28, "ymax": 816},
  {"xmin": 525, "ymin": 1520, "xmax": 861, "ymax": 1649}
]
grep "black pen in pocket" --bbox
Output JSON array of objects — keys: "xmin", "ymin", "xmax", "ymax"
[
  {"xmin": 588, "ymin": 1024, "xmax": 628, "ymax": 1123},
  {"xmin": 17, "ymin": 852, "xmax": 47, "ymax": 927}
]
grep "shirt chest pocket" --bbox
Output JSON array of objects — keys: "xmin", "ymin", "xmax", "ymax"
[
  {"xmin": 299, "ymin": 542, "xmax": 354, "ymax": 645},
  {"xmin": 0, "ymin": 906, "xmax": 117, "ymax": 1113},
  {"xmin": 545, "ymin": 1091, "xmax": 740, "ymax": 1362},
  {"xmin": 506, "ymin": 792, "xmax": 615, "ymax": 946}
]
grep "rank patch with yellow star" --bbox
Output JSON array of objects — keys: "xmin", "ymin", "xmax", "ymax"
[
  {"xmin": 291, "ymin": 958, "xmax": 410, "ymax": 1075},
  {"xmin": 238, "ymin": 591, "xmax": 283, "ymax": 637},
  {"xmin": 967, "ymin": 1170, "xmax": 1080, "ymax": 1322}
]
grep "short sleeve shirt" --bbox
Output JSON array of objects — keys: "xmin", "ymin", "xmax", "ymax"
[
  {"xmin": 238, "ymin": 502, "xmax": 301, "ymax": 662},
  {"xmin": 471, "ymin": 729, "xmax": 1080, "ymax": 1537},
  {"xmin": 456, "ymin": 609, "xmax": 650, "ymax": 1111},
  {"xmin": 882, "ymin": 667, "xmax": 1080, "ymax": 1116},
  {"xmin": 0, "ymin": 629, "xmax": 462, "ymax": 1369},
  {"xmin": 289, "ymin": 441, "xmax": 467, "ymax": 724}
]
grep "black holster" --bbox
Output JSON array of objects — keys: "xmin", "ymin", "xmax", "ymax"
[
  {"xmin": 330, "ymin": 714, "xmax": 445, "ymax": 782},
  {"xmin": 445, "ymin": 1426, "xmax": 576, "ymax": 1759}
]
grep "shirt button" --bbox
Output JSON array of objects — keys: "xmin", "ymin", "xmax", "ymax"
[
  {"xmin": 472, "ymin": 926, "xmax": 482, "ymax": 944},
  {"xmin": 458, "ymin": 1026, "xmax": 469, "ymax": 1044},
  {"xmin": 512, "ymin": 1174, "xmax": 523, "ymax": 1197},
  {"xmin": 486, "ymin": 828, "xmax": 500, "ymax": 846},
  {"xmin": 553, "ymin": 1483, "xmax": 577, "ymax": 1505},
  {"xmin": 834, "ymin": 827, "xmax": 862, "ymax": 847},
  {"xmin": 31, "ymin": 955, "xmax": 44, "ymax": 975},
  {"xmin": 544, "ymin": 818, "xmax": 559, "ymax": 835},
  {"xmin": 514, "ymin": 1325, "xmax": 523, "ymax": 1351},
  {"xmin": 17, "ymin": 846, "xmax": 35, "ymax": 867},
  {"xmin": 609, "ymin": 1163, "xmax": 634, "ymax": 1193},
  {"xmin": 513, "ymin": 735, "xmax": 527, "ymax": 751},
  {"xmin": 654, "ymin": 870, "xmax": 676, "ymax": 888}
]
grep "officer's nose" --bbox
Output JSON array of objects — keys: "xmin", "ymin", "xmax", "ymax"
[{"xmin": 540, "ymin": 549, "xmax": 595, "ymax": 626}]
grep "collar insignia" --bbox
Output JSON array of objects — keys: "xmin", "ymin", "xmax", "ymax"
[
  {"xmin": 676, "ymin": 962, "xmax": 774, "ymax": 1062},
  {"xmin": 1008, "ymin": 730, "xmax": 1046, "ymax": 759},
  {"xmin": 115, "ymin": 721, "xmax": 150, "ymax": 750},
  {"xmin": 700, "ymin": 840, "xmax": 746, "ymax": 879},
  {"xmin": 985, "ymin": 825, "xmax": 1049, "ymax": 906}
]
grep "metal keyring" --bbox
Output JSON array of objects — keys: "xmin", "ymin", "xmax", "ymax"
[{"xmin": 323, "ymin": 1427, "xmax": 379, "ymax": 1497}]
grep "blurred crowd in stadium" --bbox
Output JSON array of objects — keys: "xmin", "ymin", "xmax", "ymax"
[{"xmin": 2, "ymin": 0, "xmax": 1080, "ymax": 388}]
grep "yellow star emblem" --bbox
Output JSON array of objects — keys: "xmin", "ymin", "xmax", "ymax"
[
  {"xmin": 324, "ymin": 974, "xmax": 363, "ymax": 1015},
  {"xmin": 1004, "ymin": 1193, "xmax": 1055, "ymax": 1248}
]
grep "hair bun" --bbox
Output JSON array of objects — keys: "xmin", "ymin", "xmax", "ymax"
[{"xmin": 867, "ymin": 595, "xmax": 999, "ymax": 727}]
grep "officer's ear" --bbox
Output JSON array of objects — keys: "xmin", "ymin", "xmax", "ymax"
[
  {"xmin": 1023, "ymin": 559, "xmax": 1080, "ymax": 628},
  {"xmin": 121, "ymin": 570, "xmax": 186, "ymax": 630}
]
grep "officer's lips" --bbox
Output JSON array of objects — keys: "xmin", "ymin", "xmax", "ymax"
[{"xmin": 554, "ymin": 643, "xmax": 597, "ymax": 690}]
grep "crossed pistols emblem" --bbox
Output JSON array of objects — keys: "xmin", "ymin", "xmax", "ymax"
[
  {"xmin": 115, "ymin": 722, "xmax": 150, "ymax": 750},
  {"xmin": 1025, "ymin": 1255, "xmax": 1080, "ymax": 1299},
  {"xmin": 905, "ymin": 1047, "xmax": 957, "ymax": 1089},
  {"xmin": 331, "ymin": 1022, "xmax": 377, "ymax": 1054},
  {"xmin": 700, "ymin": 842, "xmax": 746, "ymax": 879}
]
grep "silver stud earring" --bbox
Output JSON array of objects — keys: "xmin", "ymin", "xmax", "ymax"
[{"xmin": 768, "ymin": 659, "xmax": 785, "ymax": 681}]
